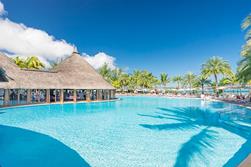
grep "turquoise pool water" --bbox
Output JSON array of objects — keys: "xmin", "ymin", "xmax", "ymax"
[{"xmin": 0, "ymin": 96, "xmax": 250, "ymax": 167}]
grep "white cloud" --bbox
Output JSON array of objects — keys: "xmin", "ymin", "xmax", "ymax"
[
  {"xmin": 0, "ymin": 1, "xmax": 117, "ymax": 69},
  {"xmin": 0, "ymin": 1, "xmax": 6, "ymax": 16},
  {"xmin": 84, "ymin": 52, "xmax": 116, "ymax": 69},
  {"xmin": 0, "ymin": 1, "xmax": 74, "ymax": 66},
  {"xmin": 0, "ymin": 18, "xmax": 74, "ymax": 65}
]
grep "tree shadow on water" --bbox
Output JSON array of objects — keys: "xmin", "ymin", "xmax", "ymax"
[
  {"xmin": 140, "ymin": 122, "xmax": 197, "ymax": 131},
  {"xmin": 174, "ymin": 128, "xmax": 218, "ymax": 167},
  {"xmin": 138, "ymin": 106, "xmax": 251, "ymax": 166},
  {"xmin": 0, "ymin": 125, "xmax": 90, "ymax": 167}
]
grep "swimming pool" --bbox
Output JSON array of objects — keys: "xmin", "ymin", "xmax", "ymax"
[{"xmin": 0, "ymin": 96, "xmax": 250, "ymax": 167}]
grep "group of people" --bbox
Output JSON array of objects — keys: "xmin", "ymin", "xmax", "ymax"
[{"xmin": 216, "ymin": 93, "xmax": 251, "ymax": 104}]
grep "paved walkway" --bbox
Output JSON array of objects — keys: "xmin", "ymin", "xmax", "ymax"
[{"xmin": 239, "ymin": 154, "xmax": 251, "ymax": 167}]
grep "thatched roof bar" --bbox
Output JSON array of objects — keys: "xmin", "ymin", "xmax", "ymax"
[{"xmin": 0, "ymin": 52, "xmax": 115, "ymax": 90}]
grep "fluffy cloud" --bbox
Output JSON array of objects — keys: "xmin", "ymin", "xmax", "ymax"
[
  {"xmin": 84, "ymin": 52, "xmax": 116, "ymax": 69},
  {"xmin": 0, "ymin": 1, "xmax": 5, "ymax": 16},
  {"xmin": 0, "ymin": 19, "xmax": 75, "ymax": 65},
  {"xmin": 0, "ymin": 1, "xmax": 74, "ymax": 66},
  {"xmin": 0, "ymin": 1, "xmax": 117, "ymax": 69}
]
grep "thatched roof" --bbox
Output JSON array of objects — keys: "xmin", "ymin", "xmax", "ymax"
[{"xmin": 0, "ymin": 52, "xmax": 115, "ymax": 90}]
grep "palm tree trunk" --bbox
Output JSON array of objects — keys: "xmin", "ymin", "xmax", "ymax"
[
  {"xmin": 201, "ymin": 83, "xmax": 204, "ymax": 95},
  {"xmin": 189, "ymin": 83, "xmax": 192, "ymax": 95},
  {"xmin": 214, "ymin": 73, "xmax": 219, "ymax": 97}
]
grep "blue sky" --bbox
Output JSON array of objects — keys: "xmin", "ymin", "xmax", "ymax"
[{"xmin": 2, "ymin": 0, "xmax": 251, "ymax": 76}]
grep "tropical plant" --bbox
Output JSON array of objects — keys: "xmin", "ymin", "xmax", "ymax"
[
  {"xmin": 112, "ymin": 80, "xmax": 121, "ymax": 89},
  {"xmin": 98, "ymin": 63, "xmax": 112, "ymax": 82},
  {"xmin": 160, "ymin": 73, "xmax": 168, "ymax": 88},
  {"xmin": 183, "ymin": 72, "xmax": 197, "ymax": 92},
  {"xmin": 201, "ymin": 56, "xmax": 232, "ymax": 96},
  {"xmin": 237, "ymin": 57, "xmax": 251, "ymax": 84},
  {"xmin": 219, "ymin": 73, "xmax": 238, "ymax": 86},
  {"xmin": 195, "ymin": 74, "xmax": 211, "ymax": 94},
  {"xmin": 13, "ymin": 56, "xmax": 45, "ymax": 69},
  {"xmin": 172, "ymin": 76, "xmax": 183, "ymax": 89},
  {"xmin": 238, "ymin": 13, "xmax": 251, "ymax": 83},
  {"xmin": 119, "ymin": 73, "xmax": 130, "ymax": 91},
  {"xmin": 136, "ymin": 70, "xmax": 158, "ymax": 89},
  {"xmin": 127, "ymin": 75, "xmax": 137, "ymax": 91},
  {"xmin": 25, "ymin": 56, "xmax": 45, "ymax": 69},
  {"xmin": 110, "ymin": 68, "xmax": 123, "ymax": 81},
  {"xmin": 13, "ymin": 56, "xmax": 26, "ymax": 68}
]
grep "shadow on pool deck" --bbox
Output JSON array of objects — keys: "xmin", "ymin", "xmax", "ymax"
[{"xmin": 0, "ymin": 125, "xmax": 90, "ymax": 167}]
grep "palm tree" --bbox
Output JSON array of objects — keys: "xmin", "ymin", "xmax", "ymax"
[
  {"xmin": 13, "ymin": 56, "xmax": 26, "ymax": 68},
  {"xmin": 238, "ymin": 13, "xmax": 251, "ymax": 83},
  {"xmin": 13, "ymin": 56, "xmax": 45, "ymax": 69},
  {"xmin": 237, "ymin": 56, "xmax": 251, "ymax": 83},
  {"xmin": 172, "ymin": 76, "xmax": 183, "ymax": 89},
  {"xmin": 25, "ymin": 56, "xmax": 45, "ymax": 69},
  {"xmin": 160, "ymin": 73, "xmax": 168, "ymax": 88},
  {"xmin": 110, "ymin": 68, "xmax": 123, "ymax": 81},
  {"xmin": 139, "ymin": 70, "xmax": 158, "ymax": 89},
  {"xmin": 183, "ymin": 72, "xmax": 197, "ymax": 93},
  {"xmin": 201, "ymin": 56, "xmax": 232, "ymax": 96},
  {"xmin": 131, "ymin": 70, "xmax": 141, "ymax": 89},
  {"xmin": 219, "ymin": 73, "xmax": 238, "ymax": 86},
  {"xmin": 119, "ymin": 73, "xmax": 130, "ymax": 91},
  {"xmin": 111, "ymin": 80, "xmax": 121, "ymax": 89},
  {"xmin": 98, "ymin": 63, "xmax": 112, "ymax": 82},
  {"xmin": 195, "ymin": 74, "xmax": 211, "ymax": 95},
  {"xmin": 130, "ymin": 70, "xmax": 158, "ymax": 90}
]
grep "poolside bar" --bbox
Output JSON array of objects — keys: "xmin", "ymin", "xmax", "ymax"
[{"xmin": 0, "ymin": 52, "xmax": 116, "ymax": 107}]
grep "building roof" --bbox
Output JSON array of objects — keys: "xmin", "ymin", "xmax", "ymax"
[{"xmin": 0, "ymin": 52, "xmax": 115, "ymax": 90}]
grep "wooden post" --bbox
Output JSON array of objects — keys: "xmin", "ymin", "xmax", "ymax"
[
  {"xmin": 55, "ymin": 90, "xmax": 57, "ymax": 103},
  {"xmin": 103, "ymin": 90, "xmax": 106, "ymax": 100},
  {"xmin": 110, "ymin": 90, "xmax": 112, "ymax": 99},
  {"xmin": 17, "ymin": 89, "xmax": 20, "ymax": 104},
  {"xmin": 108, "ymin": 90, "xmax": 111, "ymax": 100},
  {"xmin": 96, "ymin": 90, "xmax": 99, "ymax": 101},
  {"xmin": 106, "ymin": 90, "xmax": 109, "ymax": 100},
  {"xmin": 110, "ymin": 90, "xmax": 114, "ymax": 99},
  {"xmin": 86, "ymin": 90, "xmax": 91, "ymax": 101},
  {"xmin": 73, "ymin": 89, "xmax": 77, "ymax": 103},
  {"xmin": 46, "ymin": 89, "xmax": 50, "ymax": 103},
  {"xmin": 4, "ymin": 89, "xmax": 9, "ymax": 106},
  {"xmin": 60, "ymin": 89, "xmax": 64, "ymax": 104},
  {"xmin": 107, "ymin": 90, "xmax": 110, "ymax": 100},
  {"xmin": 101, "ymin": 90, "xmax": 104, "ymax": 100},
  {"xmin": 27, "ymin": 89, "xmax": 31, "ymax": 104},
  {"xmin": 100, "ymin": 90, "xmax": 103, "ymax": 100},
  {"xmin": 104, "ymin": 90, "xmax": 108, "ymax": 100},
  {"xmin": 97, "ymin": 90, "xmax": 102, "ymax": 101},
  {"xmin": 113, "ymin": 90, "xmax": 116, "ymax": 99},
  {"xmin": 37, "ymin": 90, "xmax": 40, "ymax": 103}
]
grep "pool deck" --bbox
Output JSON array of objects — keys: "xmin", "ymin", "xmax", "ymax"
[{"xmin": 239, "ymin": 154, "xmax": 251, "ymax": 167}]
